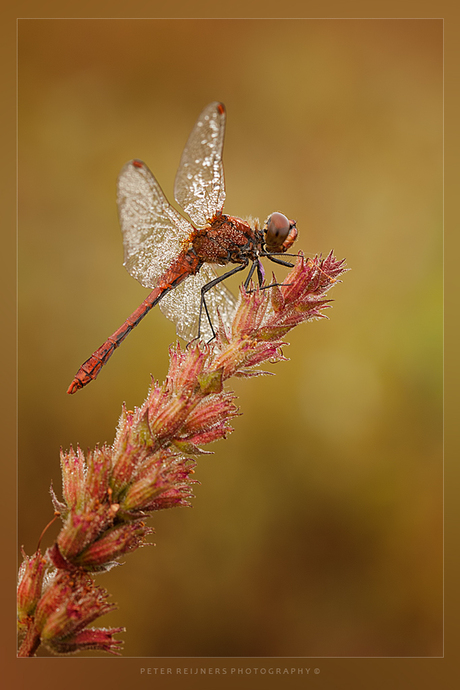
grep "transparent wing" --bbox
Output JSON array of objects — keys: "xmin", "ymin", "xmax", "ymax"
[
  {"xmin": 117, "ymin": 159, "xmax": 193, "ymax": 289},
  {"xmin": 160, "ymin": 264, "xmax": 238, "ymax": 342},
  {"xmin": 174, "ymin": 102, "xmax": 226, "ymax": 228}
]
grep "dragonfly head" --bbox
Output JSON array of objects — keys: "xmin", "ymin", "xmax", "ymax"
[{"xmin": 263, "ymin": 212, "xmax": 298, "ymax": 253}]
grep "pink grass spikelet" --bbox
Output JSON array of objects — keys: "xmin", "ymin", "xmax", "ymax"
[
  {"xmin": 18, "ymin": 253, "xmax": 347, "ymax": 656},
  {"xmin": 17, "ymin": 550, "xmax": 46, "ymax": 629}
]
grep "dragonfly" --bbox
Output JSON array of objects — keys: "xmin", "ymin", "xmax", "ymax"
[{"xmin": 67, "ymin": 102, "xmax": 298, "ymax": 394}]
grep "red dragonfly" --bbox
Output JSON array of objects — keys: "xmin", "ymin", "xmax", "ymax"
[{"xmin": 67, "ymin": 102, "xmax": 298, "ymax": 394}]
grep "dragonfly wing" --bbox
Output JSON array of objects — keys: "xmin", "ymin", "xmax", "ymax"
[
  {"xmin": 118, "ymin": 159, "xmax": 193, "ymax": 289},
  {"xmin": 174, "ymin": 102, "xmax": 226, "ymax": 228},
  {"xmin": 159, "ymin": 264, "xmax": 238, "ymax": 342}
]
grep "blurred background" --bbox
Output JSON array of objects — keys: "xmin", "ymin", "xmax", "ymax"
[{"xmin": 18, "ymin": 19, "xmax": 442, "ymax": 657}]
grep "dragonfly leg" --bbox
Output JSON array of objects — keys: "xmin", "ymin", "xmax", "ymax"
[
  {"xmin": 265, "ymin": 254, "xmax": 295, "ymax": 268},
  {"xmin": 243, "ymin": 259, "xmax": 259, "ymax": 290},
  {"xmin": 265, "ymin": 252, "xmax": 335, "ymax": 284},
  {"xmin": 197, "ymin": 261, "xmax": 249, "ymax": 341},
  {"xmin": 246, "ymin": 280, "xmax": 294, "ymax": 294},
  {"xmin": 243, "ymin": 257, "xmax": 293, "ymax": 294},
  {"xmin": 262, "ymin": 250, "xmax": 301, "ymax": 259}
]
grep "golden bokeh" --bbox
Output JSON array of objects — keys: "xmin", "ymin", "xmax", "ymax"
[{"xmin": 18, "ymin": 18, "xmax": 442, "ymax": 657}]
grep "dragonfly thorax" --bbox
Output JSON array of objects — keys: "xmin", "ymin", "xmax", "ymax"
[{"xmin": 191, "ymin": 213, "xmax": 264, "ymax": 266}]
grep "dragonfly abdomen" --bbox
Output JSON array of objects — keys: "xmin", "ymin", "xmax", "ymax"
[{"xmin": 67, "ymin": 251, "xmax": 201, "ymax": 394}]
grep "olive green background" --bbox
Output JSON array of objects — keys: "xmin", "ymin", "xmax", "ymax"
[{"xmin": 17, "ymin": 16, "xmax": 442, "ymax": 662}]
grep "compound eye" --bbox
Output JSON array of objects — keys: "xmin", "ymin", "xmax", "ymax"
[{"xmin": 264, "ymin": 212, "xmax": 291, "ymax": 248}]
